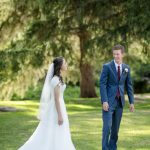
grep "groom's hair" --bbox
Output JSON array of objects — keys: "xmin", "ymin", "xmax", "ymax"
[{"xmin": 112, "ymin": 44, "xmax": 125, "ymax": 53}]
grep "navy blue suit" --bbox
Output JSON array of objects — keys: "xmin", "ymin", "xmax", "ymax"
[{"xmin": 100, "ymin": 60, "xmax": 134, "ymax": 150}]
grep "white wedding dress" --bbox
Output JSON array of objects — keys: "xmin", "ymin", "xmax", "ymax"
[{"xmin": 18, "ymin": 76, "xmax": 76, "ymax": 150}]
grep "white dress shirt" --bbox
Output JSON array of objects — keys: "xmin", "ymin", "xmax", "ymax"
[{"xmin": 114, "ymin": 60, "xmax": 122, "ymax": 75}]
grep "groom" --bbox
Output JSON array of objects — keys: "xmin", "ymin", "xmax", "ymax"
[{"xmin": 100, "ymin": 45, "xmax": 134, "ymax": 150}]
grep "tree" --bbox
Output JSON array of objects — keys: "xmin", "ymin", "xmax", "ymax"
[{"xmin": 37, "ymin": 0, "xmax": 129, "ymax": 97}]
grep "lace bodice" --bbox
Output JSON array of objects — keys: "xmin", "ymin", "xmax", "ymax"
[{"xmin": 50, "ymin": 76, "xmax": 66, "ymax": 95}]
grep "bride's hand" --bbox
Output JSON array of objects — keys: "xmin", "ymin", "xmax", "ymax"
[{"xmin": 58, "ymin": 115, "xmax": 63, "ymax": 125}]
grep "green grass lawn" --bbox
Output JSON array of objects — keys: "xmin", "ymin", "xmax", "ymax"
[{"xmin": 0, "ymin": 94, "xmax": 150, "ymax": 150}]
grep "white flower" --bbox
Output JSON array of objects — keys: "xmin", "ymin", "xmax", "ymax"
[{"xmin": 124, "ymin": 68, "xmax": 128, "ymax": 73}]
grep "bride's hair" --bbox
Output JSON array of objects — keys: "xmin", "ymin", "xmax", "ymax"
[{"xmin": 53, "ymin": 56, "xmax": 64, "ymax": 83}]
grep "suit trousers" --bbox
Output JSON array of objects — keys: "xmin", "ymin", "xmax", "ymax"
[{"xmin": 102, "ymin": 97, "xmax": 123, "ymax": 150}]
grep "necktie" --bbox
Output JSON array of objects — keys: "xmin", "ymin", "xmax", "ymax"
[
  {"xmin": 116, "ymin": 66, "xmax": 120, "ymax": 97},
  {"xmin": 118, "ymin": 66, "xmax": 120, "ymax": 80}
]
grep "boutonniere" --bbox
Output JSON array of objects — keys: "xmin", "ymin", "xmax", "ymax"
[{"xmin": 124, "ymin": 68, "xmax": 128, "ymax": 73}]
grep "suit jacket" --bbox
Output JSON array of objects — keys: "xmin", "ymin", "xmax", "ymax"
[{"xmin": 100, "ymin": 60, "xmax": 134, "ymax": 107}]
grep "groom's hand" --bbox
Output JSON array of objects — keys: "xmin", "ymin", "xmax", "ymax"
[
  {"xmin": 103, "ymin": 102, "xmax": 109, "ymax": 111},
  {"xmin": 130, "ymin": 104, "xmax": 134, "ymax": 112}
]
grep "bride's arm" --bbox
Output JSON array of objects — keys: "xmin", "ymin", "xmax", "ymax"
[{"xmin": 54, "ymin": 85, "xmax": 63, "ymax": 125}]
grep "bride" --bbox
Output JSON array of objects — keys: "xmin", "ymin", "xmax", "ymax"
[{"xmin": 18, "ymin": 57, "xmax": 76, "ymax": 150}]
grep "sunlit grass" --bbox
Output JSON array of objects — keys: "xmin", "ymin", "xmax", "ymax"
[{"xmin": 0, "ymin": 94, "xmax": 150, "ymax": 150}]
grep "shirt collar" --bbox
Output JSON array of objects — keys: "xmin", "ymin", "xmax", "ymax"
[{"xmin": 114, "ymin": 60, "xmax": 122, "ymax": 68}]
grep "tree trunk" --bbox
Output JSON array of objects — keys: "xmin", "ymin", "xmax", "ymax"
[
  {"xmin": 80, "ymin": 63, "xmax": 97, "ymax": 97},
  {"xmin": 78, "ymin": 29, "xmax": 97, "ymax": 98}
]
